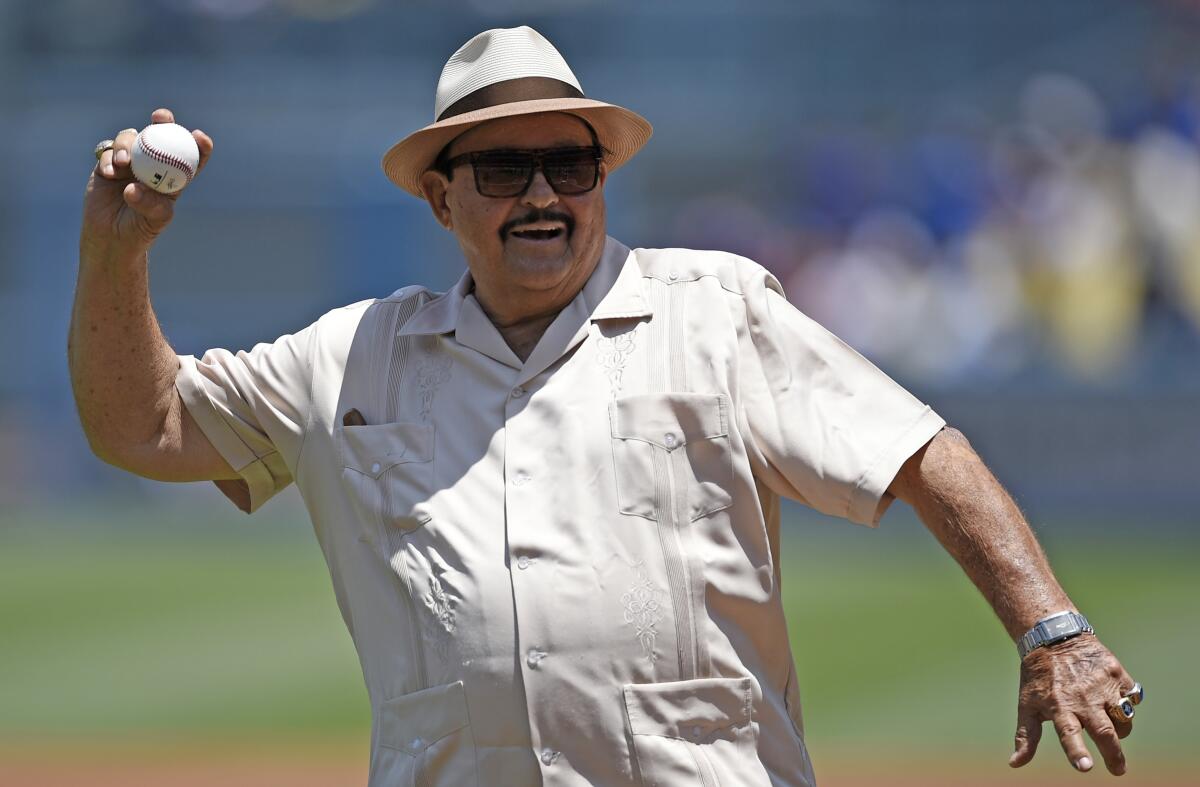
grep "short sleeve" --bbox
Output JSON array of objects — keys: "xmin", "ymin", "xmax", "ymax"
[
  {"xmin": 175, "ymin": 321, "xmax": 318, "ymax": 514},
  {"xmin": 736, "ymin": 266, "xmax": 945, "ymax": 525}
]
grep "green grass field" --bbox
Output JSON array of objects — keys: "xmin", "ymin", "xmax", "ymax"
[{"xmin": 1, "ymin": 500, "xmax": 1194, "ymax": 783}]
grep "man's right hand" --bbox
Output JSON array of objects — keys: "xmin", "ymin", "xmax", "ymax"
[{"xmin": 82, "ymin": 107, "xmax": 214, "ymax": 256}]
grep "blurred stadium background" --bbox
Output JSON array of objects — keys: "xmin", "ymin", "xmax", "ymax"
[{"xmin": 1, "ymin": 0, "xmax": 1196, "ymax": 784}]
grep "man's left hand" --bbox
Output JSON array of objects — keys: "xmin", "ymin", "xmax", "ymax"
[{"xmin": 1010, "ymin": 634, "xmax": 1137, "ymax": 775}]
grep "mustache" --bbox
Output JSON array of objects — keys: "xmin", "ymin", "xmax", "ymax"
[{"xmin": 499, "ymin": 210, "xmax": 574, "ymax": 240}]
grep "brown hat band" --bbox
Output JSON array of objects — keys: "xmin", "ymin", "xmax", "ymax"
[{"xmin": 437, "ymin": 76, "xmax": 585, "ymax": 121}]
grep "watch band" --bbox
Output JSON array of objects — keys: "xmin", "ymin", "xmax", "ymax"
[{"xmin": 1017, "ymin": 611, "xmax": 1093, "ymax": 660}]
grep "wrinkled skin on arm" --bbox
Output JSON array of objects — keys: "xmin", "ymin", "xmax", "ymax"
[{"xmin": 887, "ymin": 427, "xmax": 1137, "ymax": 776}]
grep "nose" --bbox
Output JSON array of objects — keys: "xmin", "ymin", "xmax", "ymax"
[{"xmin": 521, "ymin": 167, "xmax": 559, "ymax": 208}]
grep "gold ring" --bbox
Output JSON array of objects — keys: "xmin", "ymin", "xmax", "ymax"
[
  {"xmin": 1125, "ymin": 681, "xmax": 1143, "ymax": 706},
  {"xmin": 1106, "ymin": 698, "xmax": 1135, "ymax": 724},
  {"xmin": 94, "ymin": 139, "xmax": 115, "ymax": 161}
]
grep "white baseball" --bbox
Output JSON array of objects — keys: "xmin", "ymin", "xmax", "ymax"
[{"xmin": 130, "ymin": 122, "xmax": 200, "ymax": 195}]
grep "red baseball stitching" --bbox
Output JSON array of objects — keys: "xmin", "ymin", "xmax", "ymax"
[{"xmin": 136, "ymin": 132, "xmax": 196, "ymax": 181}]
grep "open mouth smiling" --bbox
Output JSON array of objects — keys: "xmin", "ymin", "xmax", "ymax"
[
  {"xmin": 502, "ymin": 212, "xmax": 573, "ymax": 243},
  {"xmin": 510, "ymin": 227, "xmax": 564, "ymax": 240}
]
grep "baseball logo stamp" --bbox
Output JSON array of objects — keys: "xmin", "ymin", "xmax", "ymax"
[{"xmin": 130, "ymin": 122, "xmax": 199, "ymax": 195}]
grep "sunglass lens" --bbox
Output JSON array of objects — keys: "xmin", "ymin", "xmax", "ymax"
[
  {"xmin": 474, "ymin": 154, "xmax": 534, "ymax": 197},
  {"xmin": 543, "ymin": 150, "xmax": 598, "ymax": 194}
]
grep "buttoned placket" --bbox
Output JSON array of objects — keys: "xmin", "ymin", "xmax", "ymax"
[
  {"xmin": 503, "ymin": 372, "xmax": 561, "ymax": 776},
  {"xmin": 423, "ymin": 239, "xmax": 652, "ymax": 783}
]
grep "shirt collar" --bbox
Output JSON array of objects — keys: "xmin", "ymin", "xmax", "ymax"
[
  {"xmin": 583, "ymin": 237, "xmax": 652, "ymax": 322},
  {"xmin": 398, "ymin": 236, "xmax": 652, "ymax": 340},
  {"xmin": 397, "ymin": 268, "xmax": 472, "ymax": 337}
]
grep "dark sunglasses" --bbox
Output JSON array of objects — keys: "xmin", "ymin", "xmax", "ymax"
[{"xmin": 438, "ymin": 145, "xmax": 602, "ymax": 198}]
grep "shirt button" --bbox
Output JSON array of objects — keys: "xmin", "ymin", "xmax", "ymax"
[
  {"xmin": 526, "ymin": 648, "xmax": 547, "ymax": 668},
  {"xmin": 370, "ymin": 462, "xmax": 381, "ymax": 474},
  {"xmin": 669, "ymin": 270, "xmax": 679, "ymax": 281},
  {"xmin": 541, "ymin": 750, "xmax": 560, "ymax": 766},
  {"xmin": 663, "ymin": 433, "xmax": 677, "ymax": 449},
  {"xmin": 412, "ymin": 737, "xmax": 424, "ymax": 749},
  {"xmin": 691, "ymin": 725, "xmax": 702, "ymax": 738},
  {"xmin": 511, "ymin": 386, "xmax": 526, "ymax": 398},
  {"xmin": 517, "ymin": 555, "xmax": 531, "ymax": 570}
]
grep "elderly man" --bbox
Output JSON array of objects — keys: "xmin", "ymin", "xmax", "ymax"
[{"xmin": 72, "ymin": 26, "xmax": 1140, "ymax": 786}]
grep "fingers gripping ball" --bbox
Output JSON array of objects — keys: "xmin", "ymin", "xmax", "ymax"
[{"xmin": 130, "ymin": 123, "xmax": 199, "ymax": 194}]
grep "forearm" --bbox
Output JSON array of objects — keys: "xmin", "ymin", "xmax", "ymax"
[
  {"xmin": 891, "ymin": 428, "xmax": 1075, "ymax": 641},
  {"xmin": 68, "ymin": 241, "xmax": 182, "ymax": 467}
]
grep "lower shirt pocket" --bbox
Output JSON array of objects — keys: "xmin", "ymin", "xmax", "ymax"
[
  {"xmin": 370, "ymin": 680, "xmax": 478, "ymax": 787},
  {"xmin": 623, "ymin": 676, "xmax": 770, "ymax": 787}
]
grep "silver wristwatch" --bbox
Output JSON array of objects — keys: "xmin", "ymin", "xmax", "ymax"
[{"xmin": 1017, "ymin": 611, "xmax": 1093, "ymax": 660}]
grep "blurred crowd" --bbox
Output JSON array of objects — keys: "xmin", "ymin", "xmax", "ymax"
[
  {"xmin": 670, "ymin": 73, "xmax": 1200, "ymax": 388},
  {"xmin": 6, "ymin": 1, "xmax": 1198, "ymax": 395}
]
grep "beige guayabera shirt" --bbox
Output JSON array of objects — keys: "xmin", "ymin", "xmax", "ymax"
[{"xmin": 176, "ymin": 236, "xmax": 944, "ymax": 787}]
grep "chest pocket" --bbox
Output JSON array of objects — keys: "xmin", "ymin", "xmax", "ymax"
[
  {"xmin": 610, "ymin": 393, "xmax": 733, "ymax": 522},
  {"xmin": 338, "ymin": 422, "xmax": 435, "ymax": 539}
]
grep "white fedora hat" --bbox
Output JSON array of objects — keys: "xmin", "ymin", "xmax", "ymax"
[{"xmin": 382, "ymin": 26, "xmax": 653, "ymax": 197}]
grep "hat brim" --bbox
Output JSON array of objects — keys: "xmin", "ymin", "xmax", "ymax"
[{"xmin": 381, "ymin": 98, "xmax": 652, "ymax": 197}]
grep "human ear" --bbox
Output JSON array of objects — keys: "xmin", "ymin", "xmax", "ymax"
[{"xmin": 419, "ymin": 170, "xmax": 454, "ymax": 230}]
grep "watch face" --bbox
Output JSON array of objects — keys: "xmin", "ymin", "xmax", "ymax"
[{"xmin": 1048, "ymin": 617, "xmax": 1079, "ymax": 634}]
